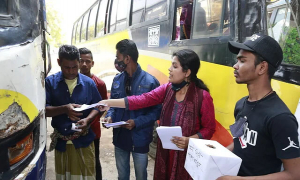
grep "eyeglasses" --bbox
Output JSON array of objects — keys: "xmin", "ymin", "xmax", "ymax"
[
  {"xmin": 125, "ymin": 77, "xmax": 131, "ymax": 96},
  {"xmin": 79, "ymin": 59, "xmax": 92, "ymax": 64}
]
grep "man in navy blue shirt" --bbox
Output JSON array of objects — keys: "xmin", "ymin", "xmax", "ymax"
[
  {"xmin": 104, "ymin": 39, "xmax": 161, "ymax": 180},
  {"xmin": 46, "ymin": 45, "xmax": 101, "ymax": 180}
]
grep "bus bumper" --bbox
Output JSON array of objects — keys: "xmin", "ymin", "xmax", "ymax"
[{"xmin": 15, "ymin": 148, "xmax": 46, "ymax": 180}]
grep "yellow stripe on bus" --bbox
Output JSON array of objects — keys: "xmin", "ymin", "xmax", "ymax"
[{"xmin": 0, "ymin": 89, "xmax": 38, "ymax": 122}]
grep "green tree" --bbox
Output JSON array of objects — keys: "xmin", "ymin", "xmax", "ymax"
[
  {"xmin": 283, "ymin": 27, "xmax": 300, "ymax": 65},
  {"xmin": 282, "ymin": 0, "xmax": 300, "ymax": 66},
  {"xmin": 46, "ymin": 2, "xmax": 66, "ymax": 47}
]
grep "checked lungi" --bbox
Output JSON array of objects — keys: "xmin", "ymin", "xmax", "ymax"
[{"xmin": 55, "ymin": 143, "xmax": 96, "ymax": 180}]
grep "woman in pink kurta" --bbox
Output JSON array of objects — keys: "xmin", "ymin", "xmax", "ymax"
[{"xmin": 99, "ymin": 49, "xmax": 216, "ymax": 180}]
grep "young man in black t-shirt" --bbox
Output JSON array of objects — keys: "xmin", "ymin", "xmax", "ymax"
[{"xmin": 217, "ymin": 34, "xmax": 300, "ymax": 179}]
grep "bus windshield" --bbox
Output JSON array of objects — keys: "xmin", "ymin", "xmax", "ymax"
[
  {"xmin": 0, "ymin": 0, "xmax": 8, "ymax": 14},
  {"xmin": 0, "ymin": 0, "xmax": 41, "ymax": 48}
]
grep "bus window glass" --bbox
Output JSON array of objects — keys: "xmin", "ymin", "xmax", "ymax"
[
  {"xmin": 96, "ymin": 0, "xmax": 108, "ymax": 37},
  {"xmin": 110, "ymin": 0, "xmax": 119, "ymax": 33},
  {"xmin": 88, "ymin": 4, "xmax": 99, "ymax": 40},
  {"xmin": 116, "ymin": 0, "xmax": 129, "ymax": 31},
  {"xmin": 268, "ymin": 11, "xmax": 272, "ymax": 19},
  {"xmin": 268, "ymin": 5, "xmax": 300, "ymax": 66},
  {"xmin": 269, "ymin": 8, "xmax": 289, "ymax": 42},
  {"xmin": 132, "ymin": 0, "xmax": 146, "ymax": 25},
  {"xmin": 0, "ymin": 0, "xmax": 8, "ymax": 14},
  {"xmin": 192, "ymin": 0, "xmax": 223, "ymax": 39},
  {"xmin": 222, "ymin": 0, "xmax": 230, "ymax": 35},
  {"xmin": 76, "ymin": 18, "xmax": 83, "ymax": 44},
  {"xmin": 72, "ymin": 22, "xmax": 78, "ymax": 44},
  {"xmin": 145, "ymin": 0, "xmax": 167, "ymax": 21},
  {"xmin": 175, "ymin": 0, "xmax": 193, "ymax": 40},
  {"xmin": 81, "ymin": 13, "xmax": 89, "ymax": 42}
]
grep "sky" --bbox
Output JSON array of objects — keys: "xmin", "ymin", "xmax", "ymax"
[
  {"xmin": 46, "ymin": 0, "xmax": 96, "ymax": 74},
  {"xmin": 46, "ymin": 0, "xmax": 97, "ymax": 44}
]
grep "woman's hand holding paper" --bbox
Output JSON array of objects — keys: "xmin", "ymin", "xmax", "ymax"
[
  {"xmin": 97, "ymin": 100, "xmax": 110, "ymax": 111},
  {"xmin": 172, "ymin": 136, "xmax": 190, "ymax": 149}
]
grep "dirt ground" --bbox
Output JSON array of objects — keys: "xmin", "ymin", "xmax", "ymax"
[{"xmin": 45, "ymin": 119, "xmax": 155, "ymax": 180}]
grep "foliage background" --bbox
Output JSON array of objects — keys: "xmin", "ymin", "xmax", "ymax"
[
  {"xmin": 46, "ymin": 1, "xmax": 67, "ymax": 47},
  {"xmin": 45, "ymin": 0, "xmax": 95, "ymax": 48},
  {"xmin": 283, "ymin": 27, "xmax": 300, "ymax": 65}
]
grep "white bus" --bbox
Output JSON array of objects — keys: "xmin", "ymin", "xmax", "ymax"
[{"xmin": 0, "ymin": 0, "xmax": 51, "ymax": 179}]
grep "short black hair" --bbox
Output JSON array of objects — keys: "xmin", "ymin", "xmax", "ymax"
[
  {"xmin": 116, "ymin": 39, "xmax": 139, "ymax": 63},
  {"xmin": 58, "ymin": 45, "xmax": 80, "ymax": 61},
  {"xmin": 254, "ymin": 52, "xmax": 277, "ymax": 80},
  {"xmin": 79, "ymin": 47, "xmax": 93, "ymax": 60}
]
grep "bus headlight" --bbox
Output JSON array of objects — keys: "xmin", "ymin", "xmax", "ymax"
[{"xmin": 8, "ymin": 133, "xmax": 33, "ymax": 165}]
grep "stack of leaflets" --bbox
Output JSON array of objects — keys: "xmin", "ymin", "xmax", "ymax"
[
  {"xmin": 73, "ymin": 103, "xmax": 107, "ymax": 112},
  {"xmin": 103, "ymin": 121, "xmax": 129, "ymax": 128}
]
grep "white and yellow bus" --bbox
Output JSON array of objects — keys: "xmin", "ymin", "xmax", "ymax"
[
  {"xmin": 72, "ymin": 0, "xmax": 300, "ymax": 154},
  {"xmin": 0, "ymin": 0, "xmax": 51, "ymax": 179}
]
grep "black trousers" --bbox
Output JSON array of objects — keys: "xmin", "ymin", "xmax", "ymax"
[{"xmin": 94, "ymin": 139, "xmax": 102, "ymax": 180}]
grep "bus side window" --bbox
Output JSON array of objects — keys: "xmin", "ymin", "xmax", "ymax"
[
  {"xmin": 145, "ymin": 0, "xmax": 167, "ymax": 21},
  {"xmin": 81, "ymin": 12, "xmax": 90, "ymax": 43},
  {"xmin": 109, "ymin": 0, "xmax": 118, "ymax": 33},
  {"xmin": 116, "ymin": 0, "xmax": 130, "ymax": 31},
  {"xmin": 76, "ymin": 18, "xmax": 83, "ymax": 44},
  {"xmin": 192, "ymin": 0, "xmax": 227, "ymax": 39},
  {"xmin": 175, "ymin": 0, "xmax": 193, "ymax": 40},
  {"xmin": 268, "ymin": 4, "xmax": 300, "ymax": 66},
  {"xmin": 96, "ymin": 0, "xmax": 108, "ymax": 37},
  {"xmin": 72, "ymin": 22, "xmax": 78, "ymax": 44},
  {"xmin": 222, "ymin": 0, "xmax": 230, "ymax": 35},
  {"xmin": 88, "ymin": 3, "xmax": 99, "ymax": 40},
  {"xmin": 269, "ymin": 8, "xmax": 290, "ymax": 42},
  {"xmin": 132, "ymin": 0, "xmax": 146, "ymax": 25}
]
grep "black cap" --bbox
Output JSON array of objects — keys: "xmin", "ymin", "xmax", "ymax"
[{"xmin": 228, "ymin": 34, "xmax": 283, "ymax": 68}]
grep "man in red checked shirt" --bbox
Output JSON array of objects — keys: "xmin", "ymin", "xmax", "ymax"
[{"xmin": 79, "ymin": 47, "xmax": 107, "ymax": 180}]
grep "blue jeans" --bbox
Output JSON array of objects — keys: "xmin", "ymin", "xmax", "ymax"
[{"xmin": 115, "ymin": 146, "xmax": 148, "ymax": 180}]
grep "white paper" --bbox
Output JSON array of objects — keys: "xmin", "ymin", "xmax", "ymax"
[
  {"xmin": 156, "ymin": 126, "xmax": 184, "ymax": 151},
  {"xmin": 104, "ymin": 121, "xmax": 129, "ymax": 128},
  {"xmin": 184, "ymin": 139, "xmax": 242, "ymax": 180},
  {"xmin": 73, "ymin": 103, "xmax": 107, "ymax": 112},
  {"xmin": 71, "ymin": 123, "xmax": 82, "ymax": 132}
]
